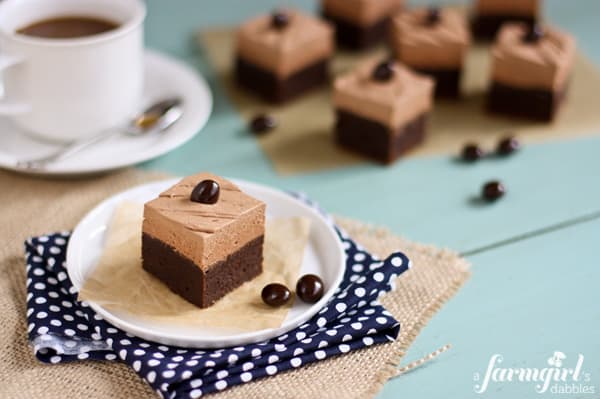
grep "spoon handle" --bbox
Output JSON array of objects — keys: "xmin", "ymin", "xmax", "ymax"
[{"xmin": 15, "ymin": 128, "xmax": 120, "ymax": 170}]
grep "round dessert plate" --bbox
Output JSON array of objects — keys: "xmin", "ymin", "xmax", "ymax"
[
  {"xmin": 67, "ymin": 178, "xmax": 346, "ymax": 348},
  {"xmin": 0, "ymin": 50, "xmax": 212, "ymax": 176}
]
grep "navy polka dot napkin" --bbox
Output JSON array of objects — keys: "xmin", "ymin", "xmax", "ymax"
[{"xmin": 24, "ymin": 196, "xmax": 410, "ymax": 398}]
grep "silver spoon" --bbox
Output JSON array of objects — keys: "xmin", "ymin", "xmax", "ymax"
[{"xmin": 16, "ymin": 97, "xmax": 184, "ymax": 170}]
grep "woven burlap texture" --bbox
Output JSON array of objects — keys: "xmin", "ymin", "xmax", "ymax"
[{"xmin": 0, "ymin": 169, "xmax": 470, "ymax": 399}]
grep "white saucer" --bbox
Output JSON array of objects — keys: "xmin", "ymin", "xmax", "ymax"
[
  {"xmin": 66, "ymin": 178, "xmax": 346, "ymax": 348},
  {"xmin": 0, "ymin": 50, "xmax": 212, "ymax": 176}
]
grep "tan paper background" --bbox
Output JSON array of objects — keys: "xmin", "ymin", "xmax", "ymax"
[
  {"xmin": 0, "ymin": 169, "xmax": 470, "ymax": 398},
  {"xmin": 79, "ymin": 201, "xmax": 310, "ymax": 331},
  {"xmin": 198, "ymin": 29, "xmax": 600, "ymax": 175}
]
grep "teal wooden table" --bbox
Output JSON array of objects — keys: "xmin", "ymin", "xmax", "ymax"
[{"xmin": 140, "ymin": 1, "xmax": 600, "ymax": 397}]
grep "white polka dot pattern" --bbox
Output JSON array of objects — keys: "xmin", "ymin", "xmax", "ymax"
[{"xmin": 24, "ymin": 196, "xmax": 410, "ymax": 398}]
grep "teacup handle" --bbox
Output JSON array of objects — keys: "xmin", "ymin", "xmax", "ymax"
[{"xmin": 0, "ymin": 54, "xmax": 30, "ymax": 114}]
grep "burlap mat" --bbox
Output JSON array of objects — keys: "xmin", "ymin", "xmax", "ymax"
[{"xmin": 0, "ymin": 169, "xmax": 470, "ymax": 398}]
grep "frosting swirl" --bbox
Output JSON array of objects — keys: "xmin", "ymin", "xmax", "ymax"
[
  {"xmin": 491, "ymin": 24, "xmax": 576, "ymax": 90},
  {"xmin": 144, "ymin": 173, "xmax": 265, "ymax": 269},
  {"xmin": 322, "ymin": 0, "xmax": 404, "ymax": 27},
  {"xmin": 391, "ymin": 8, "xmax": 471, "ymax": 69},
  {"xmin": 236, "ymin": 9, "xmax": 334, "ymax": 78},
  {"xmin": 334, "ymin": 58, "xmax": 434, "ymax": 130}
]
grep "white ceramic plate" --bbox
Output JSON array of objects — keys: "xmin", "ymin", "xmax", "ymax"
[
  {"xmin": 66, "ymin": 178, "xmax": 346, "ymax": 348},
  {"xmin": 0, "ymin": 50, "xmax": 212, "ymax": 176}
]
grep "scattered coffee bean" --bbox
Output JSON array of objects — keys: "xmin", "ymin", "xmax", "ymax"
[
  {"xmin": 425, "ymin": 7, "xmax": 441, "ymax": 25},
  {"xmin": 261, "ymin": 283, "xmax": 291, "ymax": 307},
  {"xmin": 462, "ymin": 143, "xmax": 485, "ymax": 162},
  {"xmin": 497, "ymin": 136, "xmax": 520, "ymax": 156},
  {"xmin": 372, "ymin": 61, "xmax": 394, "ymax": 82},
  {"xmin": 250, "ymin": 114, "xmax": 277, "ymax": 134},
  {"xmin": 523, "ymin": 24, "xmax": 544, "ymax": 43},
  {"xmin": 190, "ymin": 180, "xmax": 220, "ymax": 204},
  {"xmin": 296, "ymin": 274, "xmax": 324, "ymax": 304},
  {"xmin": 482, "ymin": 181, "xmax": 505, "ymax": 201},
  {"xmin": 271, "ymin": 11, "xmax": 289, "ymax": 29}
]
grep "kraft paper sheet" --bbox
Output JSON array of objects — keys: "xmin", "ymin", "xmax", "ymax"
[
  {"xmin": 78, "ymin": 201, "xmax": 311, "ymax": 331},
  {"xmin": 198, "ymin": 28, "xmax": 600, "ymax": 175}
]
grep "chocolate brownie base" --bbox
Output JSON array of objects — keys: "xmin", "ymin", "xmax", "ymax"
[
  {"xmin": 416, "ymin": 68, "xmax": 461, "ymax": 98},
  {"xmin": 487, "ymin": 81, "xmax": 566, "ymax": 122},
  {"xmin": 335, "ymin": 110, "xmax": 427, "ymax": 164},
  {"xmin": 472, "ymin": 14, "xmax": 536, "ymax": 40},
  {"xmin": 142, "ymin": 234, "xmax": 264, "ymax": 308},
  {"xmin": 322, "ymin": 12, "xmax": 390, "ymax": 50},
  {"xmin": 236, "ymin": 57, "xmax": 329, "ymax": 104}
]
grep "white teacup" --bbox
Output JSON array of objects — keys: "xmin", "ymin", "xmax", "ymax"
[{"xmin": 0, "ymin": 0, "xmax": 145, "ymax": 143}]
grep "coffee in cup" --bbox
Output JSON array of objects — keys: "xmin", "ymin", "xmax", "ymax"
[
  {"xmin": 0, "ymin": 0, "xmax": 146, "ymax": 143},
  {"xmin": 17, "ymin": 16, "xmax": 119, "ymax": 39}
]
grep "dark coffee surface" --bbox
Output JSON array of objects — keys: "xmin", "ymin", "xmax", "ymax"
[{"xmin": 17, "ymin": 16, "xmax": 118, "ymax": 39}]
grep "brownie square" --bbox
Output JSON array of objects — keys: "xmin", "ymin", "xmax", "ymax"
[
  {"xmin": 235, "ymin": 9, "xmax": 334, "ymax": 104},
  {"xmin": 142, "ymin": 234, "xmax": 264, "ymax": 308},
  {"xmin": 321, "ymin": 0, "xmax": 404, "ymax": 50},
  {"xmin": 235, "ymin": 57, "xmax": 329, "ymax": 104},
  {"xmin": 142, "ymin": 173, "xmax": 266, "ymax": 308},
  {"xmin": 487, "ymin": 82, "xmax": 566, "ymax": 122},
  {"xmin": 333, "ymin": 58, "xmax": 434, "ymax": 164},
  {"xmin": 471, "ymin": 0, "xmax": 541, "ymax": 40},
  {"xmin": 391, "ymin": 8, "xmax": 471, "ymax": 98},
  {"xmin": 335, "ymin": 110, "xmax": 427, "ymax": 164},
  {"xmin": 488, "ymin": 24, "xmax": 575, "ymax": 121}
]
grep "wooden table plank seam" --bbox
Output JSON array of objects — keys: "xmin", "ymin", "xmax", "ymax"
[{"xmin": 461, "ymin": 209, "xmax": 600, "ymax": 257}]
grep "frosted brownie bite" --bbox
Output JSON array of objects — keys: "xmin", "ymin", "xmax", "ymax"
[
  {"xmin": 321, "ymin": 0, "xmax": 404, "ymax": 50},
  {"xmin": 488, "ymin": 24, "xmax": 575, "ymax": 121},
  {"xmin": 235, "ymin": 9, "xmax": 334, "ymax": 104},
  {"xmin": 142, "ymin": 173, "xmax": 266, "ymax": 308},
  {"xmin": 391, "ymin": 7, "xmax": 471, "ymax": 98},
  {"xmin": 472, "ymin": 0, "xmax": 541, "ymax": 40},
  {"xmin": 333, "ymin": 58, "xmax": 435, "ymax": 164}
]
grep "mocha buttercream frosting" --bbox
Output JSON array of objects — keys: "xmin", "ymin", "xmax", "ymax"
[
  {"xmin": 143, "ymin": 173, "xmax": 265, "ymax": 271},
  {"xmin": 236, "ymin": 9, "xmax": 334, "ymax": 79},
  {"xmin": 333, "ymin": 58, "xmax": 434, "ymax": 130},
  {"xmin": 322, "ymin": 0, "xmax": 404, "ymax": 27},
  {"xmin": 491, "ymin": 24, "xmax": 575, "ymax": 90},
  {"xmin": 474, "ymin": 0, "xmax": 540, "ymax": 17},
  {"xmin": 391, "ymin": 8, "xmax": 471, "ymax": 69}
]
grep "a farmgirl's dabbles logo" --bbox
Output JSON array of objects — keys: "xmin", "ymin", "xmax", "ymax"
[{"xmin": 473, "ymin": 351, "xmax": 596, "ymax": 394}]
